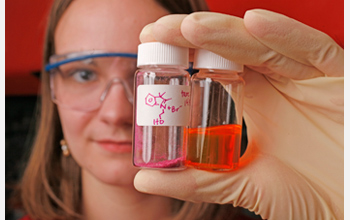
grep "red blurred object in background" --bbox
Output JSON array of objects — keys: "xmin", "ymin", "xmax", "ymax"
[
  {"xmin": 5, "ymin": 0, "xmax": 343, "ymax": 96},
  {"xmin": 5, "ymin": 0, "xmax": 53, "ymax": 96}
]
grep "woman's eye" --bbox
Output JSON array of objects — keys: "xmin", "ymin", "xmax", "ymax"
[{"xmin": 71, "ymin": 69, "xmax": 97, "ymax": 83}]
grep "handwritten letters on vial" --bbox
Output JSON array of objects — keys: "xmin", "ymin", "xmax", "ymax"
[{"xmin": 136, "ymin": 85, "xmax": 191, "ymax": 126}]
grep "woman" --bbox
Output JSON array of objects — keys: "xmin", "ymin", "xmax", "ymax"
[{"xmin": 15, "ymin": 0, "xmax": 243, "ymax": 219}]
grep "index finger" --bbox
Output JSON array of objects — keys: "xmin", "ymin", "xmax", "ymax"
[
  {"xmin": 243, "ymin": 9, "xmax": 344, "ymax": 77},
  {"xmin": 140, "ymin": 14, "xmax": 195, "ymax": 48}
]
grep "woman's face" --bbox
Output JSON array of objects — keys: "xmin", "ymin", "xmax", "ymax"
[{"xmin": 54, "ymin": 0, "xmax": 168, "ymax": 186}]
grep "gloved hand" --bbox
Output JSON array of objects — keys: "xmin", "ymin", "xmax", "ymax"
[{"xmin": 134, "ymin": 9, "xmax": 344, "ymax": 220}]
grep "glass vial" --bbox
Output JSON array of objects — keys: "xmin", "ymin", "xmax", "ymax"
[
  {"xmin": 133, "ymin": 42, "xmax": 190, "ymax": 170},
  {"xmin": 186, "ymin": 49, "xmax": 244, "ymax": 171}
]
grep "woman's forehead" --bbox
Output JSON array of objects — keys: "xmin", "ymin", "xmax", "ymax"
[{"xmin": 54, "ymin": 0, "xmax": 169, "ymax": 54}]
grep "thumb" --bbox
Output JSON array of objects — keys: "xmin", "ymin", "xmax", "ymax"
[
  {"xmin": 134, "ymin": 147, "xmax": 340, "ymax": 219},
  {"xmin": 133, "ymin": 149, "xmax": 262, "ymax": 212},
  {"xmin": 133, "ymin": 150, "xmax": 258, "ymax": 204}
]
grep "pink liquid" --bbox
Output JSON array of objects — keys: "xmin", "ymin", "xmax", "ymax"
[
  {"xmin": 134, "ymin": 157, "xmax": 184, "ymax": 169},
  {"xmin": 133, "ymin": 124, "xmax": 186, "ymax": 170}
]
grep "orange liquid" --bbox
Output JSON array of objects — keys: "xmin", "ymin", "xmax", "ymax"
[{"xmin": 186, "ymin": 124, "xmax": 242, "ymax": 171}]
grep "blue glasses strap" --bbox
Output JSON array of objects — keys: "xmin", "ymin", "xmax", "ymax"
[{"xmin": 45, "ymin": 52, "xmax": 138, "ymax": 71}]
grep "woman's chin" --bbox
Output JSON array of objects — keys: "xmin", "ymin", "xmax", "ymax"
[
  {"xmin": 83, "ymin": 158, "xmax": 140, "ymax": 187},
  {"xmin": 106, "ymin": 166, "xmax": 140, "ymax": 187}
]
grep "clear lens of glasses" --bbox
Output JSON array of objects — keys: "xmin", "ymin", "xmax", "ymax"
[{"xmin": 48, "ymin": 53, "xmax": 137, "ymax": 111}]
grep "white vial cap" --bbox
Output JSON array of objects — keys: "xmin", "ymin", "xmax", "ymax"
[
  {"xmin": 137, "ymin": 42, "xmax": 189, "ymax": 68},
  {"xmin": 193, "ymin": 49, "xmax": 243, "ymax": 72}
]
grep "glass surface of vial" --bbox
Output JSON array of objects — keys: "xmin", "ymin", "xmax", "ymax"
[
  {"xmin": 133, "ymin": 43, "xmax": 190, "ymax": 170},
  {"xmin": 186, "ymin": 49, "xmax": 244, "ymax": 171}
]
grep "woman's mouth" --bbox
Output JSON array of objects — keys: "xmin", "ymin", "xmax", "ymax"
[{"xmin": 96, "ymin": 140, "xmax": 132, "ymax": 153}]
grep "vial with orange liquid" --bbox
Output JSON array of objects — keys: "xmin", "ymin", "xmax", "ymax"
[{"xmin": 186, "ymin": 49, "xmax": 244, "ymax": 171}]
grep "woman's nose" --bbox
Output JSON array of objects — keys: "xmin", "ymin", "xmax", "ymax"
[{"xmin": 97, "ymin": 82, "xmax": 133, "ymax": 125}]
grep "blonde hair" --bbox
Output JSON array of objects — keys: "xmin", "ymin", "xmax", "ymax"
[{"xmin": 17, "ymin": 0, "xmax": 239, "ymax": 219}]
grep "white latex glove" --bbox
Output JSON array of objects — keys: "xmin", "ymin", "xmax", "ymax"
[{"xmin": 134, "ymin": 9, "xmax": 344, "ymax": 220}]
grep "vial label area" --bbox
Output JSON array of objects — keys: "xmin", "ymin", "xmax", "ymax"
[
  {"xmin": 186, "ymin": 124, "xmax": 242, "ymax": 171},
  {"xmin": 136, "ymin": 85, "xmax": 191, "ymax": 126}
]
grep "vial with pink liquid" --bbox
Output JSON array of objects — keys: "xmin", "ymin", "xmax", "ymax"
[{"xmin": 133, "ymin": 42, "xmax": 190, "ymax": 170}]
